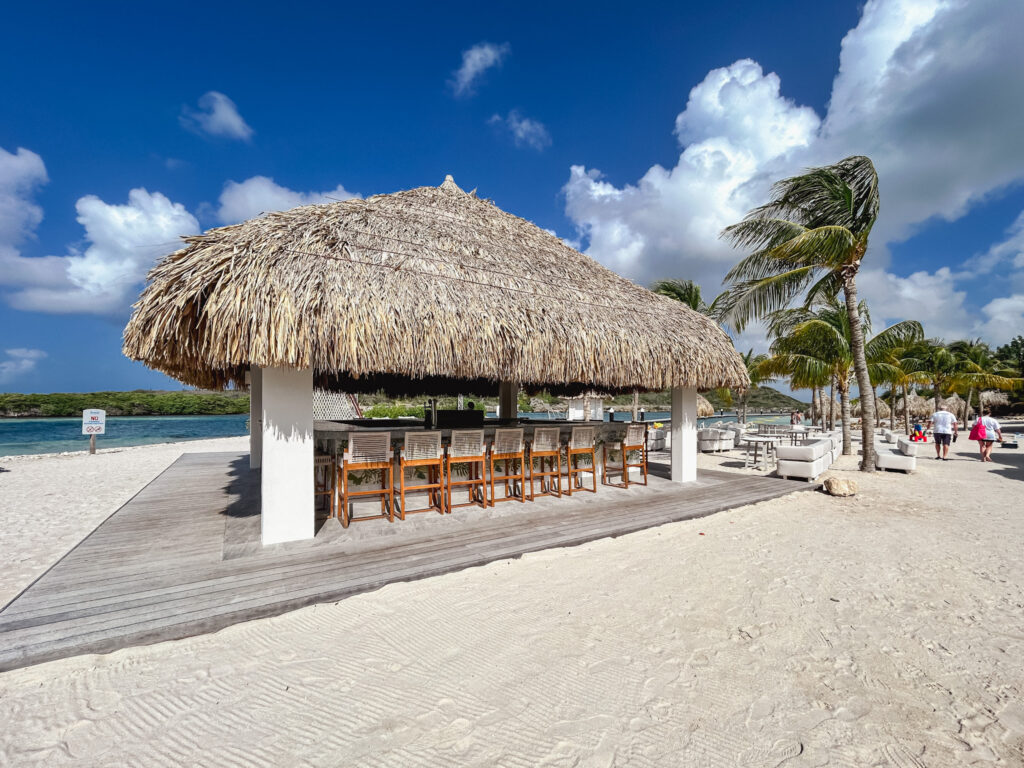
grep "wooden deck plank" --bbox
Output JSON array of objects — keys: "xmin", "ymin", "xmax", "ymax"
[{"xmin": 0, "ymin": 452, "xmax": 812, "ymax": 671}]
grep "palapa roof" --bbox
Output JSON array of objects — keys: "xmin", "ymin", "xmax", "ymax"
[
  {"xmin": 697, "ymin": 394, "xmax": 714, "ymax": 418},
  {"xmin": 123, "ymin": 176, "xmax": 747, "ymax": 396}
]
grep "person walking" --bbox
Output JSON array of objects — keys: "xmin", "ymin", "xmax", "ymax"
[
  {"xmin": 928, "ymin": 402, "xmax": 958, "ymax": 461},
  {"xmin": 974, "ymin": 407, "xmax": 1003, "ymax": 462}
]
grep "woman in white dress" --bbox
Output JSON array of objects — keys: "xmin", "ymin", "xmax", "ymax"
[{"xmin": 976, "ymin": 408, "xmax": 1003, "ymax": 462}]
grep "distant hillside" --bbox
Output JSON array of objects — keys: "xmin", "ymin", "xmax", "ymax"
[
  {"xmin": 0, "ymin": 390, "xmax": 249, "ymax": 418},
  {"xmin": 704, "ymin": 386, "xmax": 807, "ymax": 412}
]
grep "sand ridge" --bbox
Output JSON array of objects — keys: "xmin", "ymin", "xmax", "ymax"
[{"xmin": 1, "ymin": 434, "xmax": 1023, "ymax": 765}]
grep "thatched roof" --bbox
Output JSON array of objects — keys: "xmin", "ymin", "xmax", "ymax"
[
  {"xmin": 123, "ymin": 176, "xmax": 747, "ymax": 396},
  {"xmin": 896, "ymin": 392, "xmax": 933, "ymax": 420},
  {"xmin": 853, "ymin": 398, "xmax": 891, "ymax": 418},
  {"xmin": 697, "ymin": 394, "xmax": 714, "ymax": 418}
]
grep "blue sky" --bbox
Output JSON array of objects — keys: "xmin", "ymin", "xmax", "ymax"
[{"xmin": 2, "ymin": 0, "xmax": 1023, "ymax": 393}]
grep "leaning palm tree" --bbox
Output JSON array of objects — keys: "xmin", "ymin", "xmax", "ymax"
[
  {"xmin": 761, "ymin": 297, "xmax": 919, "ymax": 455},
  {"xmin": 716, "ymin": 155, "xmax": 881, "ymax": 471},
  {"xmin": 651, "ymin": 279, "xmax": 707, "ymax": 313}
]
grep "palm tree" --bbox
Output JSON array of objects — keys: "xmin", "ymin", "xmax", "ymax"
[
  {"xmin": 760, "ymin": 297, "xmax": 919, "ymax": 456},
  {"xmin": 716, "ymin": 156, "xmax": 881, "ymax": 471},
  {"xmin": 948, "ymin": 339, "xmax": 1019, "ymax": 422},
  {"xmin": 736, "ymin": 349, "xmax": 771, "ymax": 424},
  {"xmin": 651, "ymin": 279, "xmax": 707, "ymax": 312},
  {"xmin": 911, "ymin": 340, "xmax": 1020, "ymax": 416}
]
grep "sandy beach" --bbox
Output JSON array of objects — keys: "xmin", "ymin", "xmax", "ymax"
[{"xmin": 1, "ymin": 434, "xmax": 1023, "ymax": 766}]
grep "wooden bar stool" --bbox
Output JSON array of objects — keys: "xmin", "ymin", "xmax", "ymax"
[
  {"xmin": 338, "ymin": 432, "xmax": 394, "ymax": 527},
  {"xmin": 603, "ymin": 422, "xmax": 648, "ymax": 489},
  {"xmin": 445, "ymin": 429, "xmax": 487, "ymax": 513},
  {"xmin": 396, "ymin": 431, "xmax": 444, "ymax": 519},
  {"xmin": 314, "ymin": 453, "xmax": 335, "ymax": 519},
  {"xmin": 566, "ymin": 426, "xmax": 597, "ymax": 495},
  {"xmin": 526, "ymin": 426, "xmax": 562, "ymax": 501},
  {"xmin": 489, "ymin": 428, "xmax": 526, "ymax": 506}
]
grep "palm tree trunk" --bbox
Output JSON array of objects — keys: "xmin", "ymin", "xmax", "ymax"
[
  {"xmin": 889, "ymin": 389, "xmax": 895, "ymax": 430},
  {"xmin": 964, "ymin": 386, "xmax": 973, "ymax": 424},
  {"xmin": 842, "ymin": 274, "xmax": 875, "ymax": 471},
  {"xmin": 829, "ymin": 376, "xmax": 836, "ymax": 431},
  {"xmin": 839, "ymin": 384, "xmax": 851, "ymax": 456},
  {"xmin": 811, "ymin": 387, "xmax": 820, "ymax": 426},
  {"xmin": 903, "ymin": 384, "xmax": 910, "ymax": 435}
]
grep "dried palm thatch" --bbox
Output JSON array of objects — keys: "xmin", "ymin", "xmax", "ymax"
[
  {"xmin": 853, "ymin": 398, "xmax": 890, "ymax": 418},
  {"xmin": 123, "ymin": 177, "xmax": 748, "ymax": 396},
  {"xmin": 697, "ymin": 394, "xmax": 714, "ymax": 418},
  {"xmin": 979, "ymin": 390, "xmax": 1009, "ymax": 408},
  {"xmin": 896, "ymin": 392, "xmax": 934, "ymax": 420}
]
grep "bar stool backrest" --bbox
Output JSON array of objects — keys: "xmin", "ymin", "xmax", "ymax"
[
  {"xmin": 625, "ymin": 423, "xmax": 646, "ymax": 446},
  {"xmin": 532, "ymin": 427, "xmax": 561, "ymax": 453},
  {"xmin": 494, "ymin": 428, "xmax": 524, "ymax": 454},
  {"xmin": 347, "ymin": 432, "xmax": 392, "ymax": 463},
  {"xmin": 450, "ymin": 429, "xmax": 485, "ymax": 458},
  {"xmin": 570, "ymin": 426, "xmax": 595, "ymax": 450},
  {"xmin": 314, "ymin": 454, "xmax": 333, "ymax": 467},
  {"xmin": 404, "ymin": 431, "xmax": 442, "ymax": 460}
]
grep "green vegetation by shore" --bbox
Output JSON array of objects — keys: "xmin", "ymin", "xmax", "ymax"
[{"xmin": 0, "ymin": 391, "xmax": 249, "ymax": 418}]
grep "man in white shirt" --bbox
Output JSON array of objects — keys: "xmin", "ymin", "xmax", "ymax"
[{"xmin": 929, "ymin": 404, "xmax": 958, "ymax": 461}]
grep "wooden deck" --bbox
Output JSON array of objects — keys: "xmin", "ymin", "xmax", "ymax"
[{"xmin": 0, "ymin": 451, "xmax": 814, "ymax": 671}]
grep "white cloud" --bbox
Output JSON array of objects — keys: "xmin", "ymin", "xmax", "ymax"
[
  {"xmin": 857, "ymin": 266, "xmax": 972, "ymax": 341},
  {"xmin": 562, "ymin": 0, "xmax": 1024, "ymax": 350},
  {"xmin": 0, "ymin": 146, "xmax": 48, "ymax": 253},
  {"xmin": 451, "ymin": 42, "xmax": 510, "ymax": 97},
  {"xmin": 977, "ymin": 295, "xmax": 1024, "ymax": 346},
  {"xmin": 216, "ymin": 176, "xmax": 360, "ymax": 224},
  {"xmin": 0, "ymin": 348, "xmax": 46, "ymax": 384},
  {"xmin": 180, "ymin": 91, "xmax": 254, "ymax": 141},
  {"xmin": 488, "ymin": 110, "xmax": 551, "ymax": 151},
  {"xmin": 964, "ymin": 209, "xmax": 1024, "ymax": 281},
  {"xmin": 564, "ymin": 58, "xmax": 818, "ymax": 289},
  {"xmin": 1, "ymin": 189, "xmax": 199, "ymax": 315}
]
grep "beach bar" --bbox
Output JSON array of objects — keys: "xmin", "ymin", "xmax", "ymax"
[{"xmin": 123, "ymin": 176, "xmax": 748, "ymax": 545}]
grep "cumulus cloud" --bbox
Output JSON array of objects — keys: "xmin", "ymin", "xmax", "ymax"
[
  {"xmin": 565, "ymin": 58, "xmax": 818, "ymax": 288},
  {"xmin": 451, "ymin": 42, "xmax": 510, "ymax": 96},
  {"xmin": 180, "ymin": 91, "xmax": 254, "ymax": 141},
  {"xmin": 563, "ymin": 0, "xmax": 1024, "ymax": 348},
  {"xmin": 856, "ymin": 266, "xmax": 972, "ymax": 341},
  {"xmin": 977, "ymin": 295, "xmax": 1024, "ymax": 346},
  {"xmin": 216, "ymin": 176, "xmax": 360, "ymax": 224},
  {"xmin": 0, "ymin": 348, "xmax": 46, "ymax": 384},
  {"xmin": 488, "ymin": 110, "xmax": 552, "ymax": 151},
  {"xmin": 0, "ymin": 146, "xmax": 48, "ymax": 254},
  {"xmin": 1, "ymin": 189, "xmax": 199, "ymax": 315}
]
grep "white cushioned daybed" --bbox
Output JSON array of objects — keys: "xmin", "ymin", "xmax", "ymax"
[
  {"xmin": 874, "ymin": 436, "xmax": 917, "ymax": 473},
  {"xmin": 697, "ymin": 428, "xmax": 735, "ymax": 453},
  {"xmin": 775, "ymin": 438, "xmax": 835, "ymax": 481}
]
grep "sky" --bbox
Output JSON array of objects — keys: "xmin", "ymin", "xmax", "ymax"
[{"xmin": 2, "ymin": 0, "xmax": 1024, "ymax": 393}]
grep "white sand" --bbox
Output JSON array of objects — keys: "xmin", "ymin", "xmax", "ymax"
[{"xmin": 2, "ymin": 434, "xmax": 1023, "ymax": 765}]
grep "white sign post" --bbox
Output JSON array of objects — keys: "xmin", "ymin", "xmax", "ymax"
[{"xmin": 82, "ymin": 409, "xmax": 106, "ymax": 454}]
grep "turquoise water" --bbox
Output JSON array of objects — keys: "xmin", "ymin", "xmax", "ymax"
[{"xmin": 0, "ymin": 414, "xmax": 249, "ymax": 456}]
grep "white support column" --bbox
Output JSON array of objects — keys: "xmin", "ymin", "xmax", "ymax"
[
  {"xmin": 261, "ymin": 367, "xmax": 314, "ymax": 545},
  {"xmin": 671, "ymin": 386, "xmax": 698, "ymax": 483},
  {"xmin": 249, "ymin": 365, "xmax": 263, "ymax": 469},
  {"xmin": 499, "ymin": 381, "xmax": 518, "ymax": 420}
]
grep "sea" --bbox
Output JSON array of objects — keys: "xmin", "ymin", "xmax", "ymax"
[
  {"xmin": 0, "ymin": 414, "xmax": 250, "ymax": 457},
  {"xmin": 0, "ymin": 411, "xmax": 792, "ymax": 457}
]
